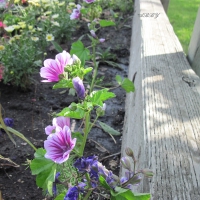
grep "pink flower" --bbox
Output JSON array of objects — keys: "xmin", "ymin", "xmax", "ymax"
[
  {"xmin": 99, "ymin": 38, "xmax": 105, "ymax": 43},
  {"xmin": 84, "ymin": 0, "xmax": 95, "ymax": 3},
  {"xmin": 45, "ymin": 116, "xmax": 70, "ymax": 135},
  {"xmin": 70, "ymin": 4, "xmax": 81, "ymax": 20},
  {"xmin": 0, "ymin": 21, "xmax": 6, "ymax": 28},
  {"xmin": 90, "ymin": 30, "xmax": 97, "ymax": 38},
  {"xmin": 44, "ymin": 125, "xmax": 76, "ymax": 164},
  {"xmin": 40, "ymin": 51, "xmax": 73, "ymax": 82}
]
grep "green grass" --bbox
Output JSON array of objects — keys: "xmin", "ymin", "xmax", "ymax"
[{"xmin": 168, "ymin": 0, "xmax": 200, "ymax": 53}]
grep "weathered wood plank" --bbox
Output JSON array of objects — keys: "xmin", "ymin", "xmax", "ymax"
[{"xmin": 121, "ymin": 0, "xmax": 200, "ymax": 199}]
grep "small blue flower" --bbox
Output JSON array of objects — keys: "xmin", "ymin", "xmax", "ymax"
[
  {"xmin": 74, "ymin": 155, "xmax": 98, "ymax": 173},
  {"xmin": 3, "ymin": 118, "xmax": 14, "ymax": 127},
  {"xmin": 64, "ymin": 186, "xmax": 79, "ymax": 200}
]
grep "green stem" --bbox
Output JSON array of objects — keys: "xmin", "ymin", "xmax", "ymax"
[
  {"xmin": 0, "ymin": 125, "xmax": 37, "ymax": 151},
  {"xmin": 90, "ymin": 44, "xmax": 98, "ymax": 93},
  {"xmin": 80, "ymin": 112, "xmax": 91, "ymax": 156},
  {"xmin": 83, "ymin": 173, "xmax": 93, "ymax": 200}
]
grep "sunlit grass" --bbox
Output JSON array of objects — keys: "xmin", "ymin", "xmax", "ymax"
[{"xmin": 168, "ymin": 0, "xmax": 200, "ymax": 53}]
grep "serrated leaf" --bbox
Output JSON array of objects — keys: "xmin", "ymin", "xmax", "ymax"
[
  {"xmin": 115, "ymin": 75, "xmax": 122, "ymax": 85},
  {"xmin": 98, "ymin": 121, "xmax": 121, "ymax": 136},
  {"xmin": 36, "ymin": 164, "xmax": 56, "ymax": 195},
  {"xmin": 51, "ymin": 41, "xmax": 63, "ymax": 53},
  {"xmin": 58, "ymin": 107, "xmax": 85, "ymax": 119},
  {"xmin": 53, "ymin": 79, "xmax": 73, "ymax": 89},
  {"xmin": 34, "ymin": 148, "xmax": 46, "ymax": 159},
  {"xmin": 70, "ymin": 40, "xmax": 90, "ymax": 66},
  {"xmin": 89, "ymin": 89, "xmax": 115, "ymax": 106},
  {"xmin": 99, "ymin": 20, "xmax": 116, "ymax": 27},
  {"xmin": 30, "ymin": 151, "xmax": 56, "ymax": 175},
  {"xmin": 121, "ymin": 78, "xmax": 135, "ymax": 93}
]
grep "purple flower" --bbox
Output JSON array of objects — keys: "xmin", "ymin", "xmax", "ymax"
[
  {"xmin": 74, "ymin": 155, "xmax": 98, "ymax": 173},
  {"xmin": 53, "ymin": 172, "xmax": 61, "ymax": 195},
  {"xmin": 45, "ymin": 116, "xmax": 70, "ymax": 135},
  {"xmin": 90, "ymin": 30, "xmax": 97, "ymax": 38},
  {"xmin": 55, "ymin": 51, "xmax": 73, "ymax": 68},
  {"xmin": 99, "ymin": 38, "xmax": 105, "ymax": 43},
  {"xmin": 72, "ymin": 77, "xmax": 85, "ymax": 99},
  {"xmin": 120, "ymin": 171, "xmax": 141, "ymax": 188},
  {"xmin": 64, "ymin": 186, "xmax": 79, "ymax": 200},
  {"xmin": 3, "ymin": 118, "xmax": 14, "ymax": 127},
  {"xmin": 40, "ymin": 51, "xmax": 73, "ymax": 82},
  {"xmin": 44, "ymin": 126, "xmax": 76, "ymax": 164},
  {"xmin": 70, "ymin": 4, "xmax": 81, "ymax": 20},
  {"xmin": 64, "ymin": 183, "xmax": 86, "ymax": 200},
  {"xmin": 83, "ymin": 0, "xmax": 95, "ymax": 3}
]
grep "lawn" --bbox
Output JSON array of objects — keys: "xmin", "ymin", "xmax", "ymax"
[{"xmin": 168, "ymin": 0, "xmax": 200, "ymax": 53}]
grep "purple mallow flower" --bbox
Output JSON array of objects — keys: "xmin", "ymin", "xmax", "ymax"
[
  {"xmin": 83, "ymin": 0, "xmax": 95, "ymax": 3},
  {"xmin": 45, "ymin": 116, "xmax": 70, "ymax": 135},
  {"xmin": 40, "ymin": 51, "xmax": 73, "ymax": 82},
  {"xmin": 3, "ymin": 118, "xmax": 14, "ymax": 127},
  {"xmin": 44, "ymin": 125, "xmax": 76, "ymax": 164},
  {"xmin": 72, "ymin": 77, "xmax": 85, "ymax": 99},
  {"xmin": 70, "ymin": 4, "xmax": 81, "ymax": 20}
]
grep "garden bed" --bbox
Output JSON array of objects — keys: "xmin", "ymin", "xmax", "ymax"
[{"xmin": 0, "ymin": 11, "xmax": 133, "ymax": 200}]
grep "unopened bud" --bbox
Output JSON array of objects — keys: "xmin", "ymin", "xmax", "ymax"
[
  {"xmin": 125, "ymin": 147, "xmax": 135, "ymax": 159},
  {"xmin": 120, "ymin": 156, "xmax": 131, "ymax": 170},
  {"xmin": 69, "ymin": 102, "xmax": 77, "ymax": 111},
  {"xmin": 141, "ymin": 168, "xmax": 153, "ymax": 178},
  {"xmin": 96, "ymin": 103, "xmax": 106, "ymax": 117}
]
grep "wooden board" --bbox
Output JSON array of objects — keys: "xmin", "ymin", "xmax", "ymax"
[{"xmin": 121, "ymin": 0, "xmax": 200, "ymax": 199}]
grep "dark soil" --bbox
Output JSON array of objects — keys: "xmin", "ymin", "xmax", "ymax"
[{"xmin": 0, "ymin": 14, "xmax": 132, "ymax": 200}]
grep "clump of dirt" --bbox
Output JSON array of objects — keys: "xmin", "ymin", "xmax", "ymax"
[{"xmin": 0, "ymin": 15, "xmax": 132, "ymax": 200}]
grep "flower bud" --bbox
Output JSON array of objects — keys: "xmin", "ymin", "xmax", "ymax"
[
  {"xmin": 3, "ymin": 118, "xmax": 14, "ymax": 127},
  {"xmin": 96, "ymin": 103, "xmax": 106, "ymax": 117},
  {"xmin": 125, "ymin": 147, "xmax": 135, "ymax": 159},
  {"xmin": 120, "ymin": 156, "xmax": 131, "ymax": 170},
  {"xmin": 141, "ymin": 168, "xmax": 153, "ymax": 178},
  {"xmin": 69, "ymin": 102, "xmax": 77, "ymax": 111},
  {"xmin": 72, "ymin": 77, "xmax": 85, "ymax": 99}
]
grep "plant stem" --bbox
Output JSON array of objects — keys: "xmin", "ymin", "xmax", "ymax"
[
  {"xmin": 80, "ymin": 112, "xmax": 91, "ymax": 156},
  {"xmin": 83, "ymin": 173, "xmax": 93, "ymax": 200},
  {"xmin": 0, "ymin": 125, "xmax": 37, "ymax": 151},
  {"xmin": 90, "ymin": 44, "xmax": 98, "ymax": 93}
]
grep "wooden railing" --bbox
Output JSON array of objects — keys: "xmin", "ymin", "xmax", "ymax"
[{"xmin": 121, "ymin": 0, "xmax": 200, "ymax": 199}]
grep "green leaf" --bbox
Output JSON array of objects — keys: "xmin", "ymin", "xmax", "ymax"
[
  {"xmin": 58, "ymin": 107, "xmax": 85, "ymax": 119},
  {"xmin": 89, "ymin": 89, "xmax": 115, "ymax": 106},
  {"xmin": 115, "ymin": 75, "xmax": 135, "ymax": 93},
  {"xmin": 111, "ymin": 187, "xmax": 151, "ymax": 200},
  {"xmin": 121, "ymin": 78, "xmax": 135, "ymax": 93},
  {"xmin": 51, "ymin": 41, "xmax": 63, "ymax": 53},
  {"xmin": 99, "ymin": 20, "xmax": 116, "ymax": 27},
  {"xmin": 30, "ymin": 148, "xmax": 57, "ymax": 195},
  {"xmin": 98, "ymin": 121, "xmax": 121, "ymax": 136},
  {"xmin": 53, "ymin": 79, "xmax": 73, "ymax": 89},
  {"xmin": 30, "ymin": 149, "xmax": 56, "ymax": 175},
  {"xmin": 36, "ymin": 164, "xmax": 56, "ymax": 195},
  {"xmin": 115, "ymin": 75, "xmax": 122, "ymax": 85},
  {"xmin": 70, "ymin": 40, "xmax": 90, "ymax": 66},
  {"xmin": 99, "ymin": 175, "xmax": 111, "ymax": 190},
  {"xmin": 54, "ymin": 193, "xmax": 66, "ymax": 200},
  {"xmin": 83, "ymin": 67, "xmax": 93, "ymax": 75}
]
